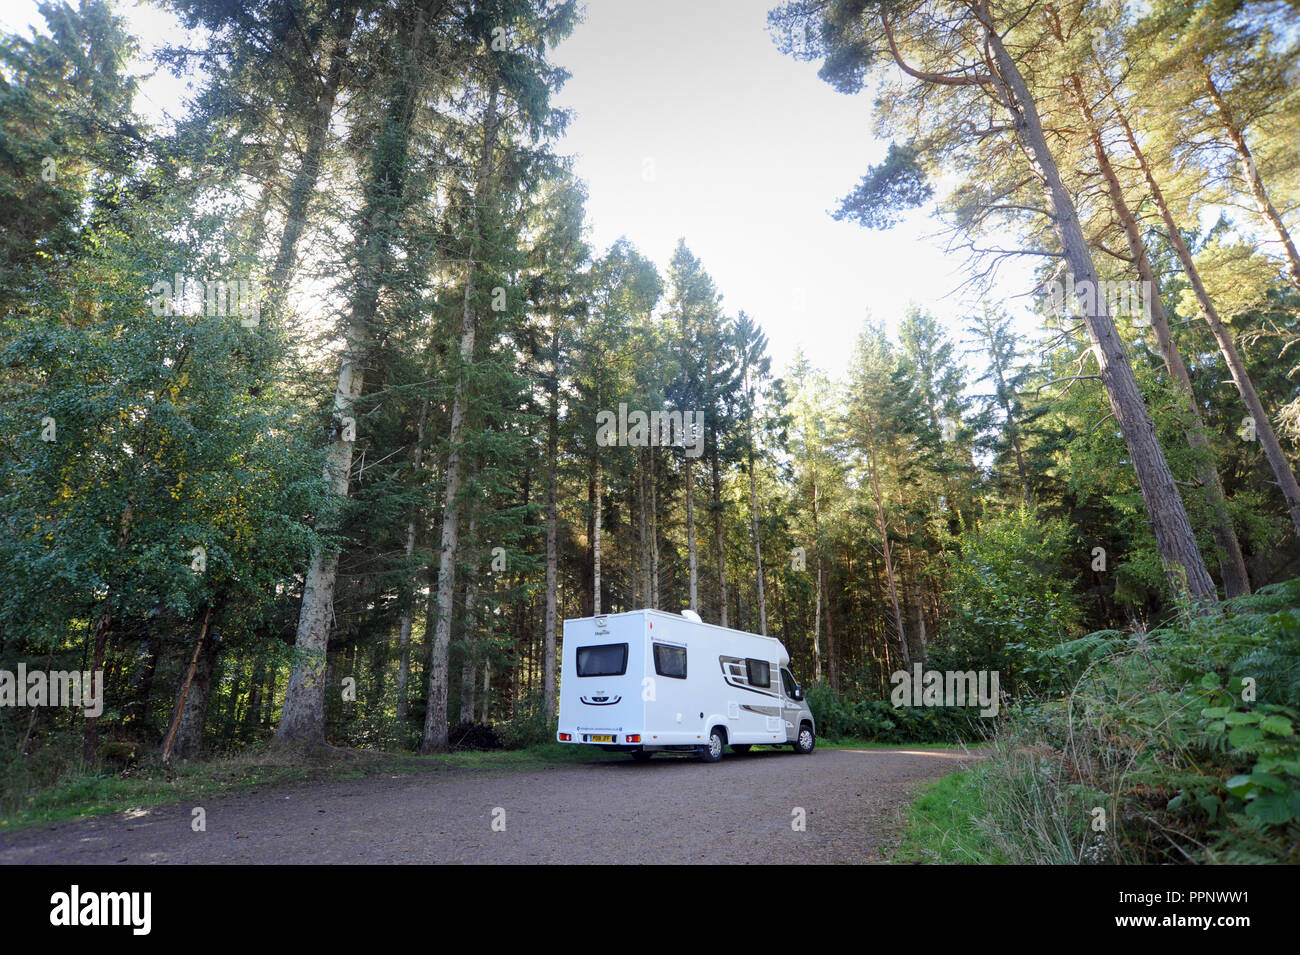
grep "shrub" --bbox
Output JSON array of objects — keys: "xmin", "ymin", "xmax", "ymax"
[
  {"xmin": 497, "ymin": 695, "xmax": 556, "ymax": 750},
  {"xmin": 804, "ymin": 684, "xmax": 983, "ymax": 744},
  {"xmin": 446, "ymin": 721, "xmax": 501, "ymax": 751},
  {"xmin": 971, "ymin": 579, "xmax": 1300, "ymax": 863},
  {"xmin": 930, "ymin": 508, "xmax": 1083, "ymax": 692}
]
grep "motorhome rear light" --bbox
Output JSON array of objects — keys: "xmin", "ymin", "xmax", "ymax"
[
  {"xmin": 626, "ymin": 734, "xmax": 641, "ymax": 743},
  {"xmin": 558, "ymin": 733, "xmax": 572, "ymax": 741}
]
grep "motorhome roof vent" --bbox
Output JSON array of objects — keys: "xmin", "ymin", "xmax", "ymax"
[{"xmin": 680, "ymin": 610, "xmax": 702, "ymax": 623}]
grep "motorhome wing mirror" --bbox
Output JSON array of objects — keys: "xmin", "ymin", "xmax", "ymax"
[{"xmin": 794, "ymin": 685, "xmax": 804, "ymax": 701}]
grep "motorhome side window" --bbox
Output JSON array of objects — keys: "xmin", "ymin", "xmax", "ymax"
[
  {"xmin": 653, "ymin": 644, "xmax": 687, "ymax": 679},
  {"xmin": 781, "ymin": 668, "xmax": 798, "ymax": 697},
  {"xmin": 576, "ymin": 643, "xmax": 628, "ymax": 677},
  {"xmin": 745, "ymin": 658, "xmax": 771, "ymax": 688}
]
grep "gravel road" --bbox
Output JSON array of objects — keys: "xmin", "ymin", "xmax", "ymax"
[{"xmin": 0, "ymin": 746, "xmax": 980, "ymax": 864}]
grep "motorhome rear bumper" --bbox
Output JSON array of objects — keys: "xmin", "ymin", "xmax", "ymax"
[
  {"xmin": 557, "ymin": 732, "xmax": 644, "ymax": 744},
  {"xmin": 557, "ymin": 731, "xmax": 711, "ymax": 747}
]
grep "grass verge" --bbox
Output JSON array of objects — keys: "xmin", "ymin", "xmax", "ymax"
[{"xmin": 890, "ymin": 765, "xmax": 1006, "ymax": 864}]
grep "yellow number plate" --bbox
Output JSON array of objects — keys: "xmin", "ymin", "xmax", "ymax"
[{"xmin": 590, "ymin": 734, "xmax": 614, "ymax": 743}]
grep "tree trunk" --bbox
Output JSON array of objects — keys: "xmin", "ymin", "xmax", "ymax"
[
  {"xmin": 979, "ymin": 10, "xmax": 1216, "ymax": 601},
  {"xmin": 911, "ymin": 584, "xmax": 928, "ymax": 664},
  {"xmin": 823, "ymin": 560, "xmax": 838, "ymax": 692},
  {"xmin": 422, "ymin": 77, "xmax": 500, "ymax": 753},
  {"xmin": 865, "ymin": 415, "xmax": 909, "ymax": 668},
  {"xmin": 279, "ymin": 0, "xmax": 437, "ymax": 748},
  {"xmin": 1065, "ymin": 61, "xmax": 1250, "ymax": 596},
  {"xmin": 265, "ymin": 4, "xmax": 359, "ymax": 316},
  {"xmin": 808, "ymin": 426, "xmax": 825, "ymax": 683},
  {"xmin": 592, "ymin": 455, "xmax": 602, "ymax": 615},
  {"xmin": 82, "ymin": 497, "xmax": 133, "ymax": 763},
  {"xmin": 649, "ymin": 449, "xmax": 660, "ymax": 607},
  {"xmin": 1108, "ymin": 80, "xmax": 1300, "ymax": 539},
  {"xmin": 638, "ymin": 448, "xmax": 651, "ymax": 606},
  {"xmin": 543, "ymin": 322, "xmax": 559, "ymax": 718},
  {"xmin": 711, "ymin": 437, "xmax": 729, "ymax": 626},
  {"xmin": 991, "ymin": 343, "xmax": 1031, "ymax": 505},
  {"xmin": 1204, "ymin": 74, "xmax": 1300, "ymax": 291},
  {"xmin": 123, "ymin": 636, "xmax": 157, "ymax": 730},
  {"xmin": 396, "ymin": 399, "xmax": 429, "ymax": 723},
  {"xmin": 161, "ymin": 604, "xmax": 215, "ymax": 763},
  {"xmin": 685, "ymin": 456, "xmax": 698, "ymax": 611},
  {"xmin": 812, "ymin": 559, "xmax": 823, "ymax": 683},
  {"xmin": 244, "ymin": 658, "xmax": 265, "ymax": 737},
  {"xmin": 747, "ymin": 446, "xmax": 767, "ymax": 636},
  {"xmin": 459, "ymin": 513, "xmax": 481, "ymax": 723}
]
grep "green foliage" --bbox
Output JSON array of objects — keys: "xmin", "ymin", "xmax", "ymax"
[
  {"xmin": 929, "ymin": 508, "xmax": 1083, "ymax": 688},
  {"xmin": 833, "ymin": 141, "xmax": 933, "ymax": 230},
  {"xmin": 804, "ymin": 684, "xmax": 982, "ymax": 744},
  {"xmin": 973, "ymin": 579, "xmax": 1300, "ymax": 863},
  {"xmin": 497, "ymin": 694, "xmax": 557, "ymax": 750}
]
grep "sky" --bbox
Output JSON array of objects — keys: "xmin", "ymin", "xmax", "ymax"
[
  {"xmin": 548, "ymin": 0, "xmax": 1036, "ymax": 377},
  {"xmin": 1, "ymin": 0, "xmax": 1041, "ymax": 379}
]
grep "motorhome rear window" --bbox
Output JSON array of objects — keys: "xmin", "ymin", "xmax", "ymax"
[
  {"xmin": 576, "ymin": 643, "xmax": 628, "ymax": 677},
  {"xmin": 653, "ymin": 644, "xmax": 687, "ymax": 679},
  {"xmin": 745, "ymin": 658, "xmax": 771, "ymax": 688}
]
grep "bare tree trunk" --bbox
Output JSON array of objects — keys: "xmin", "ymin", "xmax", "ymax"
[
  {"xmin": 422, "ymin": 78, "xmax": 500, "ymax": 754},
  {"xmin": 649, "ymin": 450, "xmax": 660, "ymax": 607},
  {"xmin": 459, "ymin": 513, "xmax": 480, "ymax": 723},
  {"xmin": 592, "ymin": 456, "xmax": 602, "ymax": 615},
  {"xmin": 1108, "ymin": 81, "xmax": 1300, "ymax": 540},
  {"xmin": 865, "ymin": 416, "xmax": 909, "ymax": 668},
  {"xmin": 638, "ymin": 449, "xmax": 651, "ymax": 605},
  {"xmin": 161, "ymin": 604, "xmax": 215, "ymax": 763},
  {"xmin": 1204, "ymin": 74, "xmax": 1300, "ymax": 291},
  {"xmin": 747, "ymin": 447, "xmax": 767, "ymax": 635},
  {"xmin": 243, "ymin": 658, "xmax": 264, "ymax": 737},
  {"xmin": 685, "ymin": 456, "xmax": 698, "ymax": 612},
  {"xmin": 278, "ymin": 344, "xmax": 361, "ymax": 745},
  {"xmin": 543, "ymin": 323, "xmax": 559, "ymax": 719},
  {"xmin": 396, "ymin": 399, "xmax": 429, "ymax": 723},
  {"xmin": 807, "ymin": 428, "xmax": 825, "ymax": 682},
  {"xmin": 280, "ymin": 1, "xmax": 439, "ymax": 747},
  {"xmin": 911, "ymin": 584, "xmax": 928, "ymax": 663},
  {"xmin": 83, "ymin": 498, "xmax": 133, "ymax": 763},
  {"xmin": 711, "ymin": 438, "xmax": 729, "ymax": 626},
  {"xmin": 979, "ymin": 11, "xmax": 1216, "ymax": 601},
  {"xmin": 823, "ymin": 562, "xmax": 838, "ymax": 692},
  {"xmin": 265, "ymin": 4, "xmax": 359, "ymax": 316},
  {"xmin": 990, "ymin": 344, "xmax": 1031, "ymax": 505},
  {"xmin": 812, "ymin": 559, "xmax": 823, "ymax": 683},
  {"xmin": 1060, "ymin": 54, "xmax": 1249, "ymax": 596}
]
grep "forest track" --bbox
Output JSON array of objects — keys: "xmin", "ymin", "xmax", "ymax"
[{"xmin": 0, "ymin": 746, "xmax": 980, "ymax": 864}]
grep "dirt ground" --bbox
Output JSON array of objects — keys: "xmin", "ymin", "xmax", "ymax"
[{"xmin": 0, "ymin": 745, "xmax": 981, "ymax": 864}]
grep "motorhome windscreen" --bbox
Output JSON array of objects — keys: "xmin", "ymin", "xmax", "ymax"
[{"xmin": 576, "ymin": 643, "xmax": 628, "ymax": 677}]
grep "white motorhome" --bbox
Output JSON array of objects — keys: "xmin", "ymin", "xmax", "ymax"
[{"xmin": 556, "ymin": 609, "xmax": 816, "ymax": 762}]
